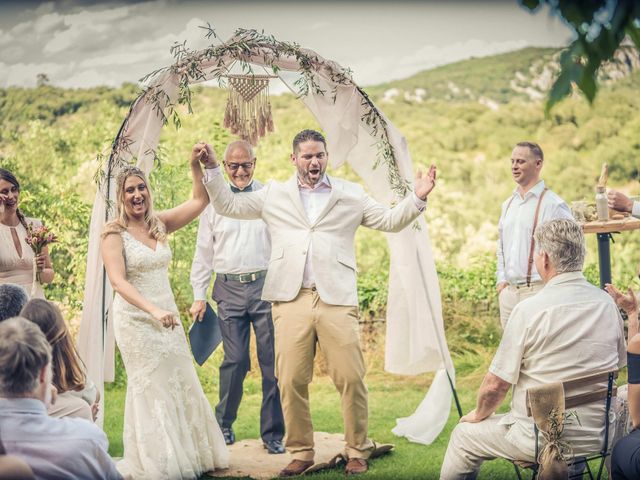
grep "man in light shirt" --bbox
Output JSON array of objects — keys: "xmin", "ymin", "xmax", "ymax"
[
  {"xmin": 189, "ymin": 140, "xmax": 285, "ymax": 454},
  {"xmin": 0, "ymin": 317, "xmax": 121, "ymax": 480},
  {"xmin": 496, "ymin": 142, "xmax": 573, "ymax": 328},
  {"xmin": 198, "ymin": 129, "xmax": 436, "ymax": 476},
  {"xmin": 440, "ymin": 219, "xmax": 626, "ymax": 479}
]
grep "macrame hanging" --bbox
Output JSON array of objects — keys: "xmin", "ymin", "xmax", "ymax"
[{"xmin": 223, "ymin": 74, "xmax": 276, "ymax": 146}]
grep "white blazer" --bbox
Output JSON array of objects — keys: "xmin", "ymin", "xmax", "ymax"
[{"xmin": 204, "ymin": 171, "xmax": 422, "ymax": 306}]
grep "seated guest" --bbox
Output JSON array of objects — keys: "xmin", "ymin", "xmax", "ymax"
[
  {"xmin": 0, "ymin": 283, "xmax": 27, "ymax": 322},
  {"xmin": 21, "ymin": 299, "xmax": 97, "ymax": 421},
  {"xmin": 440, "ymin": 218, "xmax": 626, "ymax": 479},
  {"xmin": 0, "ymin": 317, "xmax": 120, "ymax": 479},
  {"xmin": 604, "ymin": 284, "xmax": 640, "ymax": 480}
]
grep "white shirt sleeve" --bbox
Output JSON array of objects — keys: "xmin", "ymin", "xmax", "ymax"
[
  {"xmin": 489, "ymin": 305, "xmax": 528, "ymax": 384},
  {"xmin": 190, "ymin": 206, "xmax": 215, "ymax": 301},
  {"xmin": 554, "ymin": 201, "xmax": 574, "ymax": 220},
  {"xmin": 632, "ymin": 200, "xmax": 640, "ymax": 219},
  {"xmin": 203, "ymin": 166, "xmax": 222, "ymax": 182},
  {"xmin": 412, "ymin": 192, "xmax": 427, "ymax": 211}
]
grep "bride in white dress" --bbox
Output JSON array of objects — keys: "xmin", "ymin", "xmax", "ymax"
[{"xmin": 101, "ymin": 143, "xmax": 228, "ymax": 479}]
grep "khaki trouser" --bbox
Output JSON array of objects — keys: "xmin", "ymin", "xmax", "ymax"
[
  {"xmin": 440, "ymin": 415, "xmax": 535, "ymax": 480},
  {"xmin": 272, "ymin": 288, "xmax": 374, "ymax": 461},
  {"xmin": 498, "ymin": 282, "xmax": 544, "ymax": 329}
]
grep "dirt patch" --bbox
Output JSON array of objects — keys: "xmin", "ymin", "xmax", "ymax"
[{"xmin": 208, "ymin": 432, "xmax": 393, "ymax": 479}]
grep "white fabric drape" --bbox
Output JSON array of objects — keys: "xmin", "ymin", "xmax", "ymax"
[{"xmin": 78, "ymin": 39, "xmax": 454, "ymax": 442}]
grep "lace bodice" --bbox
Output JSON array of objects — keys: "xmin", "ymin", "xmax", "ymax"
[
  {"xmin": 112, "ymin": 231, "xmax": 190, "ymax": 393},
  {"xmin": 117, "ymin": 230, "xmax": 175, "ymax": 311}
]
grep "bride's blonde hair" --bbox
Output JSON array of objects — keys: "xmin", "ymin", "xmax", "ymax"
[{"xmin": 101, "ymin": 166, "xmax": 166, "ymax": 241}]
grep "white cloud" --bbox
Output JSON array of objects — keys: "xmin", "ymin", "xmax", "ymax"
[
  {"xmin": 0, "ymin": 61, "xmax": 69, "ymax": 88},
  {"xmin": 11, "ymin": 20, "xmax": 33, "ymax": 36},
  {"xmin": 35, "ymin": 2, "xmax": 56, "ymax": 16},
  {"xmin": 309, "ymin": 21, "xmax": 331, "ymax": 31},
  {"xmin": 0, "ymin": 29, "xmax": 13, "ymax": 48},
  {"xmin": 44, "ymin": 4, "xmax": 131, "ymax": 54},
  {"xmin": 78, "ymin": 51, "xmax": 154, "ymax": 69},
  {"xmin": 34, "ymin": 12, "xmax": 64, "ymax": 35},
  {"xmin": 0, "ymin": 1, "xmax": 574, "ymax": 89}
]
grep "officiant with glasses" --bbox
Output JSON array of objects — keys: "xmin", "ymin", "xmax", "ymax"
[{"xmin": 189, "ymin": 140, "xmax": 285, "ymax": 454}]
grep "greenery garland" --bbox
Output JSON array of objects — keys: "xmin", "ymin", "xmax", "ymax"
[{"xmin": 98, "ymin": 26, "xmax": 411, "ymax": 207}]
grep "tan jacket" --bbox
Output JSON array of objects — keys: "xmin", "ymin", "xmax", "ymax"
[{"xmin": 204, "ymin": 171, "xmax": 422, "ymax": 306}]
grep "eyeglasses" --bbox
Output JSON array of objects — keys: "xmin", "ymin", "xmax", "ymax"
[{"xmin": 224, "ymin": 162, "xmax": 255, "ymax": 171}]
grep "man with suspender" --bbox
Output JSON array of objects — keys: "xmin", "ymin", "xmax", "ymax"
[{"xmin": 496, "ymin": 142, "xmax": 573, "ymax": 328}]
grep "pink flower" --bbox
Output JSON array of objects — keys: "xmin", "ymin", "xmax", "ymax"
[{"xmin": 25, "ymin": 223, "xmax": 58, "ymax": 254}]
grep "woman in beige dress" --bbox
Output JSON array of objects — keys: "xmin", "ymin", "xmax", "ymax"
[{"xmin": 0, "ymin": 169, "xmax": 54, "ymax": 299}]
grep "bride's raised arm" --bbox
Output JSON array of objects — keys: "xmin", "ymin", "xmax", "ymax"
[{"xmin": 157, "ymin": 142, "xmax": 214, "ymax": 234}]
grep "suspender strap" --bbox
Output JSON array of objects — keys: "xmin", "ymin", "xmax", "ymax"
[
  {"xmin": 501, "ymin": 187, "xmax": 548, "ymax": 284},
  {"xmin": 500, "ymin": 195, "xmax": 517, "ymax": 272},
  {"xmin": 526, "ymin": 188, "xmax": 548, "ymax": 286}
]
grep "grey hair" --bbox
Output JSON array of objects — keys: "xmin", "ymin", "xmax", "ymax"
[
  {"xmin": 534, "ymin": 219, "xmax": 585, "ymax": 273},
  {"xmin": 0, "ymin": 317, "xmax": 51, "ymax": 397},
  {"xmin": 224, "ymin": 140, "xmax": 255, "ymax": 162},
  {"xmin": 0, "ymin": 283, "xmax": 28, "ymax": 322}
]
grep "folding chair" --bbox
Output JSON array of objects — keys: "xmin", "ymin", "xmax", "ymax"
[{"xmin": 513, "ymin": 369, "xmax": 618, "ymax": 480}]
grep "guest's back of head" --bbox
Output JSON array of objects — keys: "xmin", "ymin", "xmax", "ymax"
[
  {"xmin": 0, "ymin": 317, "xmax": 51, "ymax": 398},
  {"xmin": 0, "ymin": 284, "xmax": 28, "ymax": 322},
  {"xmin": 534, "ymin": 218, "xmax": 585, "ymax": 273}
]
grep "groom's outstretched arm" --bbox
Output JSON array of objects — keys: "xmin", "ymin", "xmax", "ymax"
[
  {"xmin": 361, "ymin": 164, "xmax": 436, "ymax": 232},
  {"xmin": 201, "ymin": 146, "xmax": 266, "ymax": 220}
]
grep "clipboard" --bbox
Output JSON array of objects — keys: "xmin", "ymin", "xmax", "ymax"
[{"xmin": 188, "ymin": 303, "xmax": 223, "ymax": 366}]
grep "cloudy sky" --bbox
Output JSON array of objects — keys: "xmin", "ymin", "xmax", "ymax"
[{"xmin": 0, "ymin": 0, "xmax": 574, "ymax": 89}]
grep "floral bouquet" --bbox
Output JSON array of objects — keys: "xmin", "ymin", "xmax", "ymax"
[{"xmin": 25, "ymin": 223, "xmax": 57, "ymax": 296}]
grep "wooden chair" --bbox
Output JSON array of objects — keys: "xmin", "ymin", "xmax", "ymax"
[{"xmin": 513, "ymin": 369, "xmax": 618, "ymax": 480}]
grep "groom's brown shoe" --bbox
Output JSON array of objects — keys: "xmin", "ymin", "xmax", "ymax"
[
  {"xmin": 345, "ymin": 458, "xmax": 368, "ymax": 475},
  {"xmin": 279, "ymin": 459, "xmax": 314, "ymax": 477}
]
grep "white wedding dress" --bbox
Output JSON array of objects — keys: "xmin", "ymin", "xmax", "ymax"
[{"xmin": 113, "ymin": 231, "xmax": 228, "ymax": 479}]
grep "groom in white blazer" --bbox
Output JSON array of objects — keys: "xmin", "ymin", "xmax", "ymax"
[{"xmin": 200, "ymin": 130, "xmax": 436, "ymax": 476}]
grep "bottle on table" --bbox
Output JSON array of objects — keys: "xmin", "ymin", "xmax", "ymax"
[{"xmin": 596, "ymin": 186, "xmax": 609, "ymax": 221}]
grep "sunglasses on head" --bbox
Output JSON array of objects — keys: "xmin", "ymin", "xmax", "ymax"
[{"xmin": 224, "ymin": 162, "xmax": 255, "ymax": 171}]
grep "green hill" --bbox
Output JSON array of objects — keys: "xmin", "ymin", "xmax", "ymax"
[{"xmin": 369, "ymin": 47, "xmax": 559, "ymax": 103}]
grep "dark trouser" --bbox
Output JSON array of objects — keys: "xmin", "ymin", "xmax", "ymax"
[
  {"xmin": 212, "ymin": 275, "xmax": 284, "ymax": 442},
  {"xmin": 612, "ymin": 429, "xmax": 640, "ymax": 480}
]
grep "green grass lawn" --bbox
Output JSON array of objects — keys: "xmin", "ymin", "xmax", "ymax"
[{"xmin": 104, "ymin": 370, "xmax": 520, "ymax": 479}]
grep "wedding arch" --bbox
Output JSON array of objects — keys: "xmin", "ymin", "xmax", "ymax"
[{"xmin": 78, "ymin": 27, "xmax": 455, "ymax": 444}]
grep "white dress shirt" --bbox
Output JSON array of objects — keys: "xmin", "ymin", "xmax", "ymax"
[
  {"xmin": 191, "ymin": 180, "xmax": 270, "ymax": 301},
  {"xmin": 298, "ymin": 175, "xmax": 333, "ymax": 287},
  {"xmin": 0, "ymin": 397, "xmax": 121, "ymax": 479},
  {"xmin": 496, "ymin": 180, "xmax": 573, "ymax": 285},
  {"xmin": 490, "ymin": 271, "xmax": 626, "ymax": 456}
]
